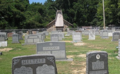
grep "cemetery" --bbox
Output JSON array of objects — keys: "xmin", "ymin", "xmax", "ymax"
[
  {"xmin": 0, "ymin": 29, "xmax": 120, "ymax": 74},
  {"xmin": 0, "ymin": 0, "xmax": 120, "ymax": 74}
]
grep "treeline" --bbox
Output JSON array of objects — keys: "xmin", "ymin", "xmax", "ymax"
[{"xmin": 0, "ymin": 0, "xmax": 120, "ymax": 29}]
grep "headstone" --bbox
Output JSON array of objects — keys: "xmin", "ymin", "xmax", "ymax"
[
  {"xmin": 23, "ymin": 34, "xmax": 43, "ymax": 45},
  {"xmin": 18, "ymin": 31, "xmax": 23, "ymax": 40},
  {"xmin": 37, "ymin": 42, "xmax": 67, "ymax": 60},
  {"xmin": 86, "ymin": 51, "xmax": 109, "ymax": 74},
  {"xmin": 51, "ymin": 34, "xmax": 59, "ymax": 42},
  {"xmin": 108, "ymin": 30, "xmax": 113, "ymax": 36},
  {"xmin": 27, "ymin": 30, "xmax": 32, "ymax": 34},
  {"xmin": 116, "ymin": 39, "xmax": 120, "ymax": 59},
  {"xmin": 0, "ymin": 32, "xmax": 7, "ymax": 41},
  {"xmin": 95, "ymin": 30, "xmax": 100, "ymax": 36},
  {"xmin": 101, "ymin": 30, "xmax": 109, "ymax": 39},
  {"xmin": 0, "ymin": 41, "xmax": 7, "ymax": 47},
  {"xmin": 12, "ymin": 34, "xmax": 20, "ymax": 43},
  {"xmin": 112, "ymin": 32, "xmax": 120, "ymax": 41},
  {"xmin": 88, "ymin": 30, "xmax": 95, "ymax": 40},
  {"xmin": 0, "ymin": 34, "xmax": 5, "ymax": 41},
  {"xmin": 72, "ymin": 32, "xmax": 82, "ymax": 42},
  {"xmin": 82, "ymin": 30, "xmax": 89, "ymax": 35},
  {"xmin": 12, "ymin": 54, "xmax": 57, "ymax": 74}
]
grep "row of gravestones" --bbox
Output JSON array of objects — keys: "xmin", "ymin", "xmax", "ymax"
[
  {"xmin": 12, "ymin": 31, "xmax": 48, "ymax": 44},
  {"xmin": 12, "ymin": 51, "xmax": 109, "ymax": 74},
  {"xmin": 72, "ymin": 29, "xmax": 120, "ymax": 41}
]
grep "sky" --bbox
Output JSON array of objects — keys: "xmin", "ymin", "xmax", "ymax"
[{"xmin": 29, "ymin": 0, "xmax": 47, "ymax": 4}]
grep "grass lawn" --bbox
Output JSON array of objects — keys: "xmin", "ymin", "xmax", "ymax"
[{"xmin": 0, "ymin": 34, "xmax": 120, "ymax": 74}]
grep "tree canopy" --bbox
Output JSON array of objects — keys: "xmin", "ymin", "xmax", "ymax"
[{"xmin": 0, "ymin": 0, "xmax": 120, "ymax": 29}]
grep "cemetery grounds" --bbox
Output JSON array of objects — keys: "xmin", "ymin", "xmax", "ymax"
[{"xmin": 0, "ymin": 34, "xmax": 120, "ymax": 74}]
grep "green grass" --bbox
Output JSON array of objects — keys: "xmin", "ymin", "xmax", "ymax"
[{"xmin": 0, "ymin": 34, "xmax": 120, "ymax": 74}]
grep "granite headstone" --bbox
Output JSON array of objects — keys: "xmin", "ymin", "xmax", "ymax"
[
  {"xmin": 86, "ymin": 51, "xmax": 108, "ymax": 74},
  {"xmin": 37, "ymin": 42, "xmax": 67, "ymax": 60},
  {"xmin": 12, "ymin": 54, "xmax": 57, "ymax": 74}
]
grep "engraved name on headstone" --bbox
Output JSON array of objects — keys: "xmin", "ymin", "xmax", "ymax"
[
  {"xmin": 37, "ymin": 42, "xmax": 66, "ymax": 60},
  {"xmin": 12, "ymin": 54, "xmax": 57, "ymax": 74},
  {"xmin": 86, "ymin": 51, "xmax": 109, "ymax": 74}
]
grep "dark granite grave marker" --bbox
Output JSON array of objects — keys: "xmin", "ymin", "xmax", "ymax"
[
  {"xmin": 112, "ymin": 32, "xmax": 120, "ymax": 41},
  {"xmin": 37, "ymin": 42, "xmax": 67, "ymax": 60},
  {"xmin": 12, "ymin": 34, "xmax": 20, "ymax": 43},
  {"xmin": 12, "ymin": 54, "xmax": 57, "ymax": 74},
  {"xmin": 86, "ymin": 51, "xmax": 108, "ymax": 74}
]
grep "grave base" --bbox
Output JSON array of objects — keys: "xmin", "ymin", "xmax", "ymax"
[{"xmin": 56, "ymin": 58, "xmax": 73, "ymax": 61}]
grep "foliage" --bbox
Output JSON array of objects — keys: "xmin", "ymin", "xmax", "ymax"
[{"xmin": 0, "ymin": 0, "xmax": 120, "ymax": 29}]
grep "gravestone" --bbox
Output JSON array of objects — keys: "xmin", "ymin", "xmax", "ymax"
[
  {"xmin": 23, "ymin": 34, "xmax": 43, "ymax": 45},
  {"xmin": 108, "ymin": 30, "xmax": 113, "ymax": 36},
  {"xmin": 101, "ymin": 30, "xmax": 109, "ymax": 39},
  {"xmin": 0, "ymin": 41, "xmax": 7, "ymax": 47},
  {"xmin": 12, "ymin": 54, "xmax": 57, "ymax": 74},
  {"xmin": 58, "ymin": 33, "xmax": 62, "ymax": 40},
  {"xmin": 0, "ymin": 32, "xmax": 7, "ymax": 41},
  {"xmin": 95, "ymin": 30, "xmax": 100, "ymax": 36},
  {"xmin": 37, "ymin": 42, "xmax": 67, "ymax": 60},
  {"xmin": 12, "ymin": 34, "xmax": 20, "ymax": 43},
  {"xmin": 86, "ymin": 51, "xmax": 109, "ymax": 74},
  {"xmin": 51, "ymin": 34, "xmax": 59, "ymax": 41},
  {"xmin": 88, "ymin": 30, "xmax": 95, "ymax": 40},
  {"xmin": 112, "ymin": 32, "xmax": 120, "ymax": 41},
  {"xmin": 27, "ymin": 30, "xmax": 32, "ymax": 34},
  {"xmin": 82, "ymin": 30, "xmax": 89, "ymax": 35},
  {"xmin": 18, "ymin": 31, "xmax": 23, "ymax": 40},
  {"xmin": 116, "ymin": 39, "xmax": 120, "ymax": 59},
  {"xmin": 72, "ymin": 32, "xmax": 82, "ymax": 42},
  {"xmin": 0, "ymin": 34, "xmax": 5, "ymax": 41}
]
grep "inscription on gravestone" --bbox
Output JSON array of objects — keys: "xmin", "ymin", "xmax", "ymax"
[
  {"xmin": 86, "ymin": 51, "xmax": 109, "ymax": 74},
  {"xmin": 12, "ymin": 54, "xmax": 57, "ymax": 74},
  {"xmin": 37, "ymin": 42, "xmax": 66, "ymax": 60}
]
